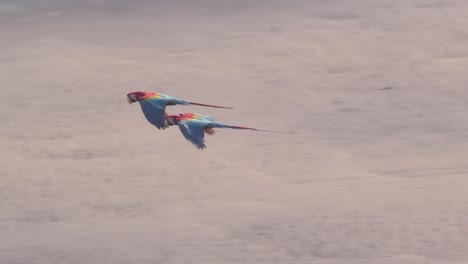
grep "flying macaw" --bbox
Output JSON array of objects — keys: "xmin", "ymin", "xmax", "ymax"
[
  {"xmin": 127, "ymin": 91, "xmax": 232, "ymax": 130},
  {"xmin": 166, "ymin": 113, "xmax": 267, "ymax": 149}
]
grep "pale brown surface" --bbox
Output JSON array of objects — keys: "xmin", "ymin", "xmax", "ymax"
[{"xmin": 1, "ymin": 1, "xmax": 468, "ymax": 263}]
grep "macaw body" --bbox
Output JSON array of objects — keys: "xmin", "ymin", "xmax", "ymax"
[
  {"xmin": 127, "ymin": 91, "xmax": 232, "ymax": 130},
  {"xmin": 166, "ymin": 113, "xmax": 265, "ymax": 149}
]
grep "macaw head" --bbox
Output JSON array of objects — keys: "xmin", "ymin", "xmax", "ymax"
[
  {"xmin": 166, "ymin": 113, "xmax": 193, "ymax": 126},
  {"xmin": 165, "ymin": 113, "xmax": 184, "ymax": 126},
  {"xmin": 127, "ymin": 91, "xmax": 153, "ymax": 104}
]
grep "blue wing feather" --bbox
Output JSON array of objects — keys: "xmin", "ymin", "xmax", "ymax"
[
  {"xmin": 178, "ymin": 120, "xmax": 210, "ymax": 149},
  {"xmin": 139, "ymin": 98, "xmax": 172, "ymax": 129},
  {"xmin": 170, "ymin": 98, "xmax": 191, "ymax": 106},
  {"xmin": 177, "ymin": 120, "xmax": 265, "ymax": 149},
  {"xmin": 138, "ymin": 95, "xmax": 193, "ymax": 130}
]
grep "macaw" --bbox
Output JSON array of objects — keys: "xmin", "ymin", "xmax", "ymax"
[
  {"xmin": 127, "ymin": 91, "xmax": 232, "ymax": 130},
  {"xmin": 166, "ymin": 113, "xmax": 266, "ymax": 149}
]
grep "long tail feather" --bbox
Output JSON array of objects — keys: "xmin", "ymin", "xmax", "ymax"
[
  {"xmin": 224, "ymin": 125, "xmax": 270, "ymax": 132},
  {"xmin": 188, "ymin": 101, "xmax": 234, "ymax": 109}
]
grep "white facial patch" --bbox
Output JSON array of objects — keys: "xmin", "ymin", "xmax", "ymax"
[
  {"xmin": 167, "ymin": 117, "xmax": 174, "ymax": 125},
  {"xmin": 127, "ymin": 94, "xmax": 137, "ymax": 104}
]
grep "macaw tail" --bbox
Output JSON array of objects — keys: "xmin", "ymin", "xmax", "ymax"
[
  {"xmin": 218, "ymin": 124, "xmax": 269, "ymax": 132},
  {"xmin": 231, "ymin": 126, "xmax": 269, "ymax": 132},
  {"xmin": 188, "ymin": 101, "xmax": 234, "ymax": 109}
]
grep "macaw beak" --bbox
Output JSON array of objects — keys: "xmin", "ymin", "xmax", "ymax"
[{"xmin": 127, "ymin": 94, "xmax": 137, "ymax": 104}]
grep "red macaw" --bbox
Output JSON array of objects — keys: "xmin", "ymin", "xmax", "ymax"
[
  {"xmin": 166, "ymin": 113, "xmax": 267, "ymax": 149},
  {"xmin": 127, "ymin": 91, "xmax": 232, "ymax": 130}
]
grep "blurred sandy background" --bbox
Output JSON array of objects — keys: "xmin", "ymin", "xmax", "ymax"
[{"xmin": 1, "ymin": 0, "xmax": 468, "ymax": 263}]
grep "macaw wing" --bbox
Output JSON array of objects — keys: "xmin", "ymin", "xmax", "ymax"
[
  {"xmin": 178, "ymin": 119, "xmax": 211, "ymax": 149},
  {"xmin": 139, "ymin": 97, "xmax": 172, "ymax": 129}
]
